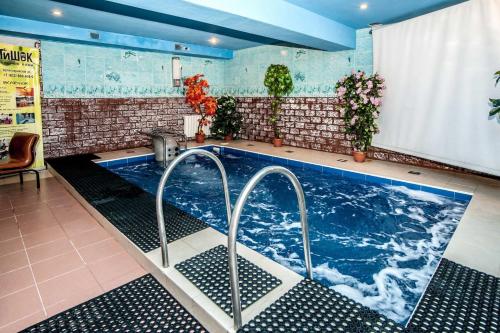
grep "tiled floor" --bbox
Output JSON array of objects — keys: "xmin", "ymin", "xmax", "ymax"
[{"xmin": 0, "ymin": 176, "xmax": 146, "ymax": 333}]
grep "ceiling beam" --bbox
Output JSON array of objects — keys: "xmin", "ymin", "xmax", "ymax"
[
  {"xmin": 53, "ymin": 0, "xmax": 356, "ymax": 51},
  {"xmin": 0, "ymin": 15, "xmax": 233, "ymax": 59}
]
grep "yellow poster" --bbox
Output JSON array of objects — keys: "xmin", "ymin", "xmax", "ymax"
[{"xmin": 0, "ymin": 43, "xmax": 44, "ymax": 169}]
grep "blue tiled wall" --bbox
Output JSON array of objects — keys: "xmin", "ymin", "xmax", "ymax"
[
  {"xmin": 41, "ymin": 29, "xmax": 373, "ymax": 98},
  {"xmin": 223, "ymin": 29, "xmax": 373, "ymax": 97},
  {"xmin": 41, "ymin": 41, "xmax": 226, "ymax": 98}
]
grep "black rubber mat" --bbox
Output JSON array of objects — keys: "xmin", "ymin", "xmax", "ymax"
[
  {"xmin": 407, "ymin": 258, "xmax": 499, "ymax": 333},
  {"xmin": 239, "ymin": 278, "xmax": 407, "ymax": 333},
  {"xmin": 175, "ymin": 245, "xmax": 282, "ymax": 316},
  {"xmin": 22, "ymin": 274, "xmax": 207, "ymax": 333},
  {"xmin": 47, "ymin": 154, "xmax": 208, "ymax": 252}
]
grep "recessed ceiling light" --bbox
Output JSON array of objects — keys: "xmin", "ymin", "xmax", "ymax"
[
  {"xmin": 208, "ymin": 37, "xmax": 218, "ymax": 45},
  {"xmin": 360, "ymin": 3, "xmax": 368, "ymax": 10},
  {"xmin": 52, "ymin": 9, "xmax": 63, "ymax": 16}
]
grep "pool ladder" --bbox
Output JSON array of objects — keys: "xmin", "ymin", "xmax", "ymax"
[
  {"xmin": 156, "ymin": 149, "xmax": 232, "ymax": 267},
  {"xmin": 156, "ymin": 149, "xmax": 313, "ymax": 331}
]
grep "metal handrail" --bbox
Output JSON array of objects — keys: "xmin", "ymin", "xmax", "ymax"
[
  {"xmin": 227, "ymin": 166, "xmax": 312, "ymax": 330},
  {"xmin": 156, "ymin": 149, "xmax": 232, "ymax": 268}
]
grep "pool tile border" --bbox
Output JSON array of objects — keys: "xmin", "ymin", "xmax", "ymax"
[{"xmin": 95, "ymin": 145, "xmax": 473, "ymax": 201}]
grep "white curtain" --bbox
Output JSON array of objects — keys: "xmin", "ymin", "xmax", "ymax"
[{"xmin": 372, "ymin": 0, "xmax": 500, "ymax": 176}]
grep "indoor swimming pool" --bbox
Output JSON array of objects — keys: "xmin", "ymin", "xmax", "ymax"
[{"xmin": 104, "ymin": 147, "xmax": 470, "ymax": 324}]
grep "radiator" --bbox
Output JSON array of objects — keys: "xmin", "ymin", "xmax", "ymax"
[{"xmin": 183, "ymin": 115, "xmax": 211, "ymax": 138}]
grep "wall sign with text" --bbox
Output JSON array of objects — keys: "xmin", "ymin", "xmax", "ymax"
[{"xmin": 0, "ymin": 42, "xmax": 44, "ymax": 169}]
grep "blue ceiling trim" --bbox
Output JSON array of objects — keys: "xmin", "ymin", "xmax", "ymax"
[
  {"xmin": 51, "ymin": 0, "xmax": 353, "ymax": 50},
  {"xmin": 0, "ymin": 15, "xmax": 233, "ymax": 59},
  {"xmin": 50, "ymin": 0, "xmax": 296, "ymax": 47},
  {"xmin": 183, "ymin": 0, "xmax": 355, "ymax": 50}
]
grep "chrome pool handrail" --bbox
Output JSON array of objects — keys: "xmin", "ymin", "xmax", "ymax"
[
  {"xmin": 156, "ymin": 149, "xmax": 232, "ymax": 268},
  {"xmin": 228, "ymin": 166, "xmax": 312, "ymax": 330}
]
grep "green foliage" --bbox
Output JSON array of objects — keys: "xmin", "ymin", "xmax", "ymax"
[
  {"xmin": 490, "ymin": 71, "xmax": 500, "ymax": 119},
  {"xmin": 334, "ymin": 71, "xmax": 385, "ymax": 152},
  {"xmin": 264, "ymin": 64, "xmax": 294, "ymax": 138},
  {"xmin": 210, "ymin": 96, "xmax": 242, "ymax": 138}
]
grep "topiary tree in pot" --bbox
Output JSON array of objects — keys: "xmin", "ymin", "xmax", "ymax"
[
  {"xmin": 264, "ymin": 64, "xmax": 293, "ymax": 147},
  {"xmin": 334, "ymin": 70, "xmax": 386, "ymax": 162},
  {"xmin": 211, "ymin": 96, "xmax": 242, "ymax": 141}
]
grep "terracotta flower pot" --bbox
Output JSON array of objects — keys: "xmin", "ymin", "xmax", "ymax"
[
  {"xmin": 352, "ymin": 151, "xmax": 367, "ymax": 163},
  {"xmin": 273, "ymin": 138, "xmax": 283, "ymax": 147},
  {"xmin": 224, "ymin": 134, "xmax": 233, "ymax": 141},
  {"xmin": 195, "ymin": 133, "xmax": 205, "ymax": 144}
]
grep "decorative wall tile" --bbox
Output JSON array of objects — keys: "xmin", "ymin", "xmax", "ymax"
[
  {"xmin": 41, "ymin": 29, "xmax": 373, "ymax": 98},
  {"xmin": 42, "ymin": 41, "xmax": 226, "ymax": 98}
]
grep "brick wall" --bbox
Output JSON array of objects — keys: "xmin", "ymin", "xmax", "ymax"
[
  {"xmin": 42, "ymin": 96, "xmax": 467, "ymax": 174},
  {"xmin": 42, "ymin": 97, "xmax": 193, "ymax": 158},
  {"xmin": 237, "ymin": 97, "xmax": 464, "ymax": 172}
]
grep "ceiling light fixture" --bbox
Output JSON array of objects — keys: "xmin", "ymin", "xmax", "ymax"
[
  {"xmin": 52, "ymin": 9, "xmax": 63, "ymax": 16},
  {"xmin": 208, "ymin": 37, "xmax": 219, "ymax": 45},
  {"xmin": 360, "ymin": 3, "xmax": 368, "ymax": 10}
]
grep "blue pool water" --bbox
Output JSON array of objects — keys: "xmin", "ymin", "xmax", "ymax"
[{"xmin": 106, "ymin": 151, "xmax": 469, "ymax": 324}]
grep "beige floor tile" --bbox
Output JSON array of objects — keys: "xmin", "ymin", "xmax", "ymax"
[
  {"xmin": 88, "ymin": 252, "xmax": 143, "ymax": 288},
  {"xmin": 0, "ymin": 238, "xmax": 23, "ymax": 257},
  {"xmin": 51, "ymin": 204, "xmax": 93, "ymax": 225},
  {"xmin": 19, "ymin": 219, "xmax": 59, "ymax": 236},
  {"xmin": 16, "ymin": 208, "xmax": 56, "ymax": 227},
  {"xmin": 78, "ymin": 238, "xmax": 125, "ymax": 264},
  {"xmin": 0, "ymin": 251, "xmax": 29, "ymax": 275},
  {"xmin": 38, "ymin": 267, "xmax": 102, "ymax": 310},
  {"xmin": 22, "ymin": 225, "xmax": 66, "ymax": 248},
  {"xmin": 31, "ymin": 251, "xmax": 84, "ymax": 283},
  {"xmin": 61, "ymin": 218, "xmax": 99, "ymax": 238},
  {"xmin": 0, "ymin": 267, "xmax": 35, "ymax": 299},
  {"xmin": 100, "ymin": 267, "xmax": 146, "ymax": 292},
  {"xmin": 0, "ymin": 219, "xmax": 19, "ymax": 242},
  {"xmin": 0, "ymin": 209, "xmax": 14, "ymax": 220},
  {"xmin": 26, "ymin": 238, "xmax": 74, "ymax": 264},
  {"xmin": 0, "ymin": 310, "xmax": 45, "ymax": 333},
  {"xmin": 0, "ymin": 286, "xmax": 44, "ymax": 328},
  {"xmin": 70, "ymin": 227, "xmax": 112, "ymax": 249}
]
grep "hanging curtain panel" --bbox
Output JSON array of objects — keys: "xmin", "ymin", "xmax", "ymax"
[{"xmin": 372, "ymin": 0, "xmax": 500, "ymax": 176}]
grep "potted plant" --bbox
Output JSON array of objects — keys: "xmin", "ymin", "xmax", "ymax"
[
  {"xmin": 489, "ymin": 71, "xmax": 500, "ymax": 120},
  {"xmin": 184, "ymin": 74, "xmax": 217, "ymax": 143},
  {"xmin": 211, "ymin": 96, "xmax": 242, "ymax": 141},
  {"xmin": 334, "ymin": 70, "xmax": 385, "ymax": 162},
  {"xmin": 264, "ymin": 64, "xmax": 293, "ymax": 147}
]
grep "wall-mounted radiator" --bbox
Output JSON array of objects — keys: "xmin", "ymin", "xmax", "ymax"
[{"xmin": 183, "ymin": 115, "xmax": 211, "ymax": 138}]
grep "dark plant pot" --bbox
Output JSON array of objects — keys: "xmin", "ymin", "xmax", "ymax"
[
  {"xmin": 224, "ymin": 134, "xmax": 233, "ymax": 141},
  {"xmin": 352, "ymin": 151, "xmax": 367, "ymax": 163},
  {"xmin": 273, "ymin": 138, "xmax": 283, "ymax": 147},
  {"xmin": 195, "ymin": 133, "xmax": 205, "ymax": 144}
]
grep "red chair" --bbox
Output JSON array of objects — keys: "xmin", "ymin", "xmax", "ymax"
[{"xmin": 0, "ymin": 132, "xmax": 40, "ymax": 188}]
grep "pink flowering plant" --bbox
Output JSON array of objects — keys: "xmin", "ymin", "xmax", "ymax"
[{"xmin": 334, "ymin": 70, "xmax": 385, "ymax": 152}]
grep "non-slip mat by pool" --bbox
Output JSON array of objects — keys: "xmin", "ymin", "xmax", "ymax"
[
  {"xmin": 21, "ymin": 274, "xmax": 207, "ymax": 333},
  {"xmin": 239, "ymin": 278, "xmax": 407, "ymax": 333},
  {"xmin": 175, "ymin": 245, "xmax": 282, "ymax": 316},
  {"xmin": 47, "ymin": 154, "xmax": 208, "ymax": 252},
  {"xmin": 407, "ymin": 258, "xmax": 499, "ymax": 333}
]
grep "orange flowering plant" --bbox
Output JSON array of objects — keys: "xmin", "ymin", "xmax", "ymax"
[{"xmin": 184, "ymin": 74, "xmax": 218, "ymax": 135}]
